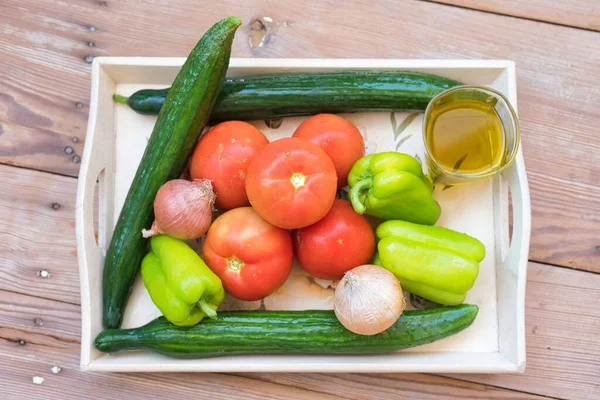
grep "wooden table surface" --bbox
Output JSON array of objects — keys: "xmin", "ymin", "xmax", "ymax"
[{"xmin": 1, "ymin": 1, "xmax": 599, "ymax": 399}]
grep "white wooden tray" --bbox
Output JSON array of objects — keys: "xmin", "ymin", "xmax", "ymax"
[{"xmin": 76, "ymin": 58, "xmax": 531, "ymax": 373}]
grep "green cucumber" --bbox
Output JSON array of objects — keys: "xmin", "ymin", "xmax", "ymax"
[
  {"xmin": 94, "ymin": 305, "xmax": 478, "ymax": 358},
  {"xmin": 102, "ymin": 17, "xmax": 241, "ymax": 329},
  {"xmin": 114, "ymin": 89, "xmax": 169, "ymax": 115},
  {"xmin": 116, "ymin": 71, "xmax": 462, "ymax": 119}
]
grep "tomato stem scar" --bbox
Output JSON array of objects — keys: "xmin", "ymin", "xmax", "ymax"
[
  {"xmin": 227, "ymin": 256, "xmax": 244, "ymax": 272},
  {"xmin": 290, "ymin": 173, "xmax": 306, "ymax": 189}
]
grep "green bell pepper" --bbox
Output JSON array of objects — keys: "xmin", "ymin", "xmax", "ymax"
[
  {"xmin": 141, "ymin": 235, "xmax": 225, "ymax": 326},
  {"xmin": 347, "ymin": 152, "xmax": 441, "ymax": 225},
  {"xmin": 374, "ymin": 220, "xmax": 485, "ymax": 305}
]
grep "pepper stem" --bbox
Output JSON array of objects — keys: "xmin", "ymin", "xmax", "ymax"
[
  {"xmin": 113, "ymin": 94, "xmax": 129, "ymax": 104},
  {"xmin": 198, "ymin": 299, "xmax": 217, "ymax": 319},
  {"xmin": 348, "ymin": 179, "xmax": 372, "ymax": 215}
]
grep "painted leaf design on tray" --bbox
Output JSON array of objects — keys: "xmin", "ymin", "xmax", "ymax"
[
  {"xmin": 414, "ymin": 154, "xmax": 422, "ymax": 165},
  {"xmin": 390, "ymin": 111, "xmax": 398, "ymax": 134},
  {"xmin": 440, "ymin": 153, "xmax": 470, "ymax": 191},
  {"xmin": 396, "ymin": 135, "xmax": 412, "ymax": 149},
  {"xmin": 390, "ymin": 112, "xmax": 420, "ymax": 150}
]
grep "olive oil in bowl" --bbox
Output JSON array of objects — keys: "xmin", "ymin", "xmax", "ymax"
[{"xmin": 423, "ymin": 86, "xmax": 520, "ymax": 185}]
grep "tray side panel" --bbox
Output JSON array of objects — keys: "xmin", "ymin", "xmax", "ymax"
[
  {"xmin": 492, "ymin": 64, "xmax": 529, "ymax": 372},
  {"xmin": 76, "ymin": 60, "xmax": 117, "ymax": 367},
  {"xmin": 86, "ymin": 351, "xmax": 518, "ymax": 373}
]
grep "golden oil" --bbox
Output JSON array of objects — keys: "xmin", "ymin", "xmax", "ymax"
[{"xmin": 425, "ymin": 98, "xmax": 505, "ymax": 175}]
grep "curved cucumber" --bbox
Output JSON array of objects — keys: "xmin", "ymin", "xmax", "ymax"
[
  {"xmin": 102, "ymin": 17, "xmax": 241, "ymax": 329},
  {"xmin": 94, "ymin": 305, "xmax": 478, "ymax": 358},
  {"xmin": 117, "ymin": 71, "xmax": 462, "ymax": 120}
]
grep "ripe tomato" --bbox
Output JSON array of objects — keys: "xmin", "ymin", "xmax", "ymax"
[
  {"xmin": 202, "ymin": 207, "xmax": 293, "ymax": 301},
  {"xmin": 245, "ymin": 137, "xmax": 337, "ymax": 229},
  {"xmin": 292, "ymin": 114, "xmax": 365, "ymax": 188},
  {"xmin": 293, "ymin": 199, "xmax": 375, "ymax": 280},
  {"xmin": 189, "ymin": 121, "xmax": 269, "ymax": 210}
]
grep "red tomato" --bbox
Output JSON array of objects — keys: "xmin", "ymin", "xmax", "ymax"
[
  {"xmin": 202, "ymin": 207, "xmax": 293, "ymax": 301},
  {"xmin": 293, "ymin": 199, "xmax": 376, "ymax": 280},
  {"xmin": 245, "ymin": 137, "xmax": 337, "ymax": 229},
  {"xmin": 293, "ymin": 114, "xmax": 365, "ymax": 188},
  {"xmin": 189, "ymin": 121, "xmax": 269, "ymax": 210}
]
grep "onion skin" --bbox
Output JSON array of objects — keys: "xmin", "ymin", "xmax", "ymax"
[
  {"xmin": 334, "ymin": 264, "xmax": 404, "ymax": 336},
  {"xmin": 142, "ymin": 179, "xmax": 215, "ymax": 240}
]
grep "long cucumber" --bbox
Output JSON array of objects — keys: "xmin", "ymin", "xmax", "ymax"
[
  {"xmin": 115, "ymin": 70, "xmax": 463, "ymax": 119},
  {"xmin": 102, "ymin": 17, "xmax": 241, "ymax": 329},
  {"xmin": 95, "ymin": 305, "xmax": 478, "ymax": 358}
]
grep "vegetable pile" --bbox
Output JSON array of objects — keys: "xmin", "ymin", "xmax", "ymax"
[{"xmin": 96, "ymin": 16, "xmax": 484, "ymax": 358}]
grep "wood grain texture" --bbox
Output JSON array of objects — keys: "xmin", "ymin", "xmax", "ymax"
[
  {"xmin": 0, "ymin": 360, "xmax": 349, "ymax": 400},
  {"xmin": 2, "ymin": 0, "xmax": 599, "ymax": 271},
  {"xmin": 234, "ymin": 373, "xmax": 553, "ymax": 399},
  {"xmin": 0, "ymin": 164, "xmax": 80, "ymax": 305},
  {"xmin": 1, "ymin": 326, "xmax": 81, "ymax": 368},
  {"xmin": 432, "ymin": 0, "xmax": 600, "ymax": 31},
  {"xmin": 0, "ymin": 290, "xmax": 80, "ymax": 342}
]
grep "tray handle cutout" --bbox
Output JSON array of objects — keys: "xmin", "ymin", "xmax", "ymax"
[
  {"xmin": 502, "ymin": 154, "xmax": 531, "ymax": 272},
  {"xmin": 496, "ymin": 151, "xmax": 531, "ymax": 371}
]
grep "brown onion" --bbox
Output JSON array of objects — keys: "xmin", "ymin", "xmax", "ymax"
[
  {"xmin": 142, "ymin": 179, "xmax": 215, "ymax": 240},
  {"xmin": 334, "ymin": 264, "xmax": 404, "ymax": 335}
]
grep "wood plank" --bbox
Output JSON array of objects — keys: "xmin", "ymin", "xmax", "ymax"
[
  {"xmin": 1, "ymin": 260, "xmax": 598, "ymax": 399},
  {"xmin": 0, "ymin": 165, "xmax": 80, "ymax": 305},
  {"xmin": 234, "ymin": 373, "xmax": 552, "ymax": 399},
  {"xmin": 0, "ymin": 290, "xmax": 80, "ymax": 342},
  {"xmin": 432, "ymin": 0, "xmax": 600, "ymax": 31},
  {"xmin": 1, "ymin": 326, "xmax": 81, "ymax": 368},
  {"xmin": 0, "ymin": 18, "xmax": 89, "ymax": 175},
  {"xmin": 0, "ymin": 358, "xmax": 349, "ymax": 400},
  {"xmin": 2, "ymin": 0, "xmax": 599, "ymax": 271}
]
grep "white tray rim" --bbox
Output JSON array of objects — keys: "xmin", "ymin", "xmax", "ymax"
[{"xmin": 76, "ymin": 57, "xmax": 531, "ymax": 373}]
